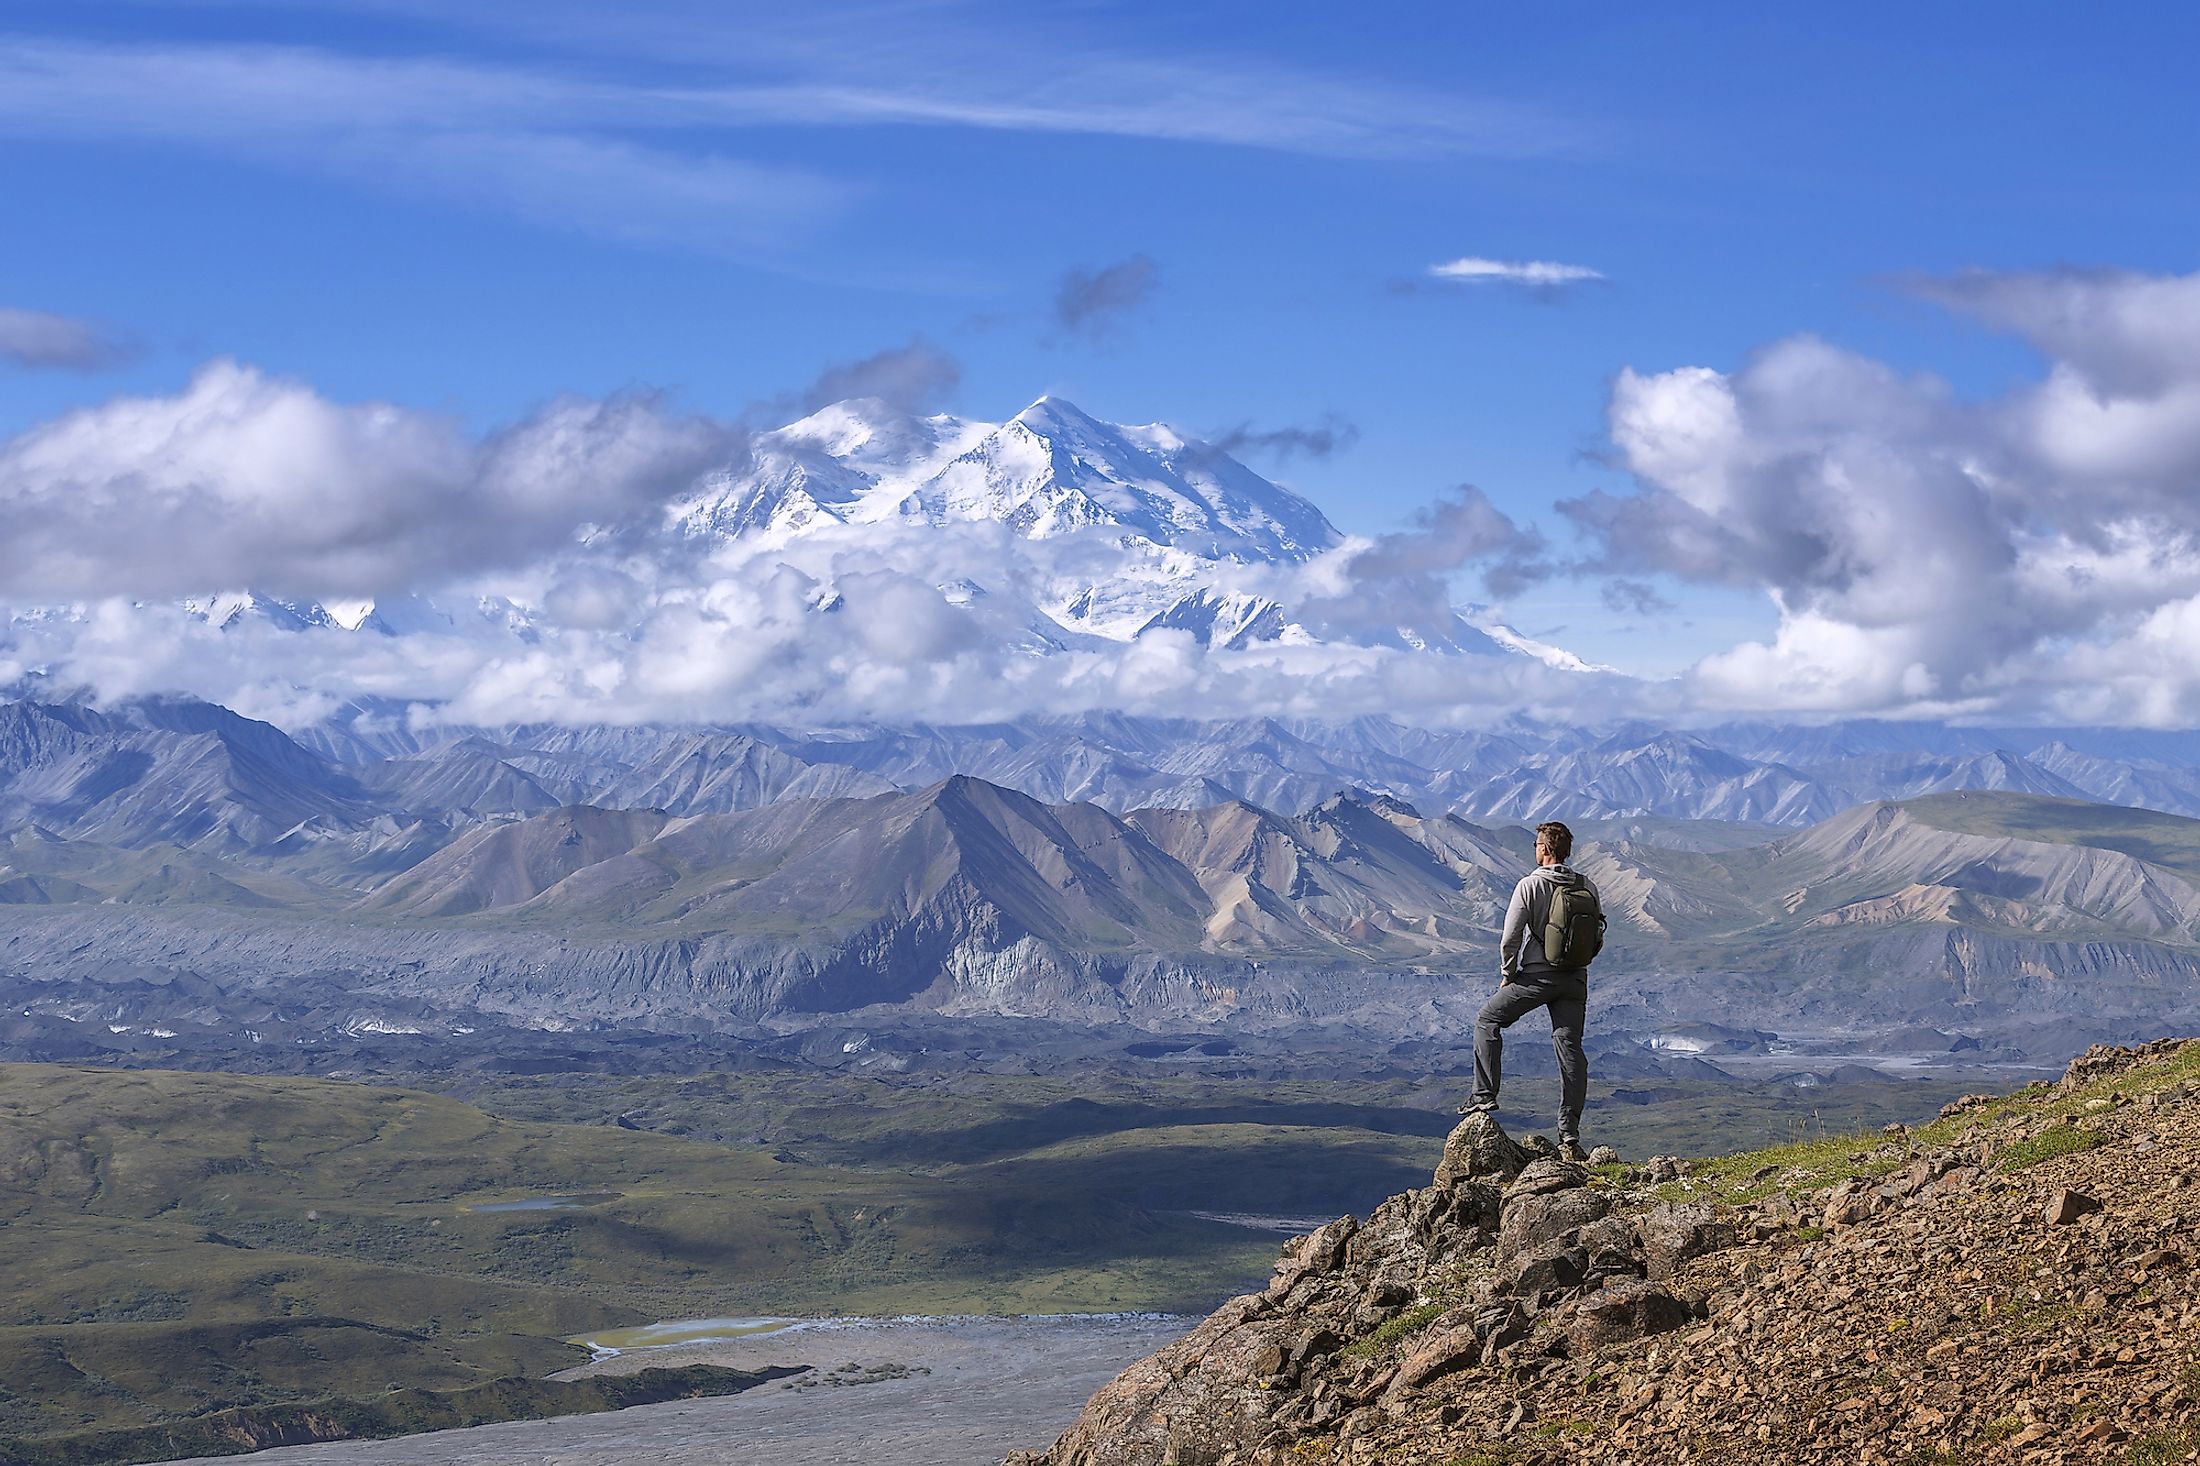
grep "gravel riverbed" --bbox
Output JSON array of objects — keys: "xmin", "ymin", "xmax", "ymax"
[{"xmin": 160, "ymin": 1314, "xmax": 1191, "ymax": 1466}]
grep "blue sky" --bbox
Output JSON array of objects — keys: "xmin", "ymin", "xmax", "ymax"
[{"xmin": 4, "ymin": 2, "xmax": 2200, "ymax": 705}]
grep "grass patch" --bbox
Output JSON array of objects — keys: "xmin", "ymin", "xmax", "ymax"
[
  {"xmin": 2121, "ymin": 1427, "xmax": 2200, "ymax": 1465},
  {"xmin": 1919, "ymin": 1040, "xmax": 2200, "ymax": 1145},
  {"xmin": 1998, "ymin": 1123, "xmax": 2105, "ymax": 1171},
  {"xmin": 1344, "ymin": 1301, "xmax": 1447, "ymax": 1358},
  {"xmin": 1672, "ymin": 1038, "xmax": 2200, "ymax": 1207},
  {"xmin": 1675, "ymin": 1132, "xmax": 1909, "ymax": 1204}
]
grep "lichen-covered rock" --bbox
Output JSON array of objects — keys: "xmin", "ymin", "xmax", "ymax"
[
  {"xmin": 1575, "ymin": 1214, "xmax": 1649, "ymax": 1281},
  {"xmin": 1434, "ymin": 1113, "xmax": 1532, "ymax": 1185},
  {"xmin": 1508, "ymin": 1156, "xmax": 1591, "ymax": 1199},
  {"xmin": 1408, "ymin": 1178, "xmax": 1501, "ymax": 1260},
  {"xmin": 1638, "ymin": 1201, "xmax": 1735, "ymax": 1281},
  {"xmin": 1011, "ymin": 1292, "xmax": 1304, "ymax": 1465},
  {"xmin": 1393, "ymin": 1319, "xmax": 1483, "ymax": 1389},
  {"xmin": 1498, "ymin": 1187, "xmax": 1608, "ymax": 1260},
  {"xmin": 1496, "ymin": 1234, "xmax": 1588, "ymax": 1304},
  {"xmin": 1556, "ymin": 1278, "xmax": 1694, "ymax": 1356},
  {"xmin": 1267, "ymin": 1214, "xmax": 1355, "ymax": 1296}
]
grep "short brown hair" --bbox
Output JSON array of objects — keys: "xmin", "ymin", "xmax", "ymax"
[{"xmin": 1535, "ymin": 821, "xmax": 1574, "ymax": 862}]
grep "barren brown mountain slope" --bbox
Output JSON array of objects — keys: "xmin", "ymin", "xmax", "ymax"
[{"xmin": 1018, "ymin": 1039, "xmax": 2200, "ymax": 1464}]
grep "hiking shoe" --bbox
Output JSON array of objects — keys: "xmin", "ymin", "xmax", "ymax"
[
  {"xmin": 1457, "ymin": 1098, "xmax": 1498, "ymax": 1117},
  {"xmin": 1559, "ymin": 1139, "xmax": 1589, "ymax": 1164}
]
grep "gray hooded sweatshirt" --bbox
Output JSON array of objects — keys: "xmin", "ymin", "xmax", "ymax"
[{"xmin": 1499, "ymin": 863, "xmax": 1598, "ymax": 982}]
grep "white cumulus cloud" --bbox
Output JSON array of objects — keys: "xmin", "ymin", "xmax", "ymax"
[
  {"xmin": 0, "ymin": 357, "xmax": 1615, "ymax": 731},
  {"xmin": 1563, "ymin": 267, "xmax": 2200, "ymax": 724},
  {"xmin": 0, "ymin": 359, "xmax": 741, "ymax": 600},
  {"xmin": 1429, "ymin": 256, "xmax": 1604, "ymax": 289}
]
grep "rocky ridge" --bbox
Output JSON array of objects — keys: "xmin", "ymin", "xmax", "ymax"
[{"xmin": 1016, "ymin": 1039, "xmax": 2200, "ymax": 1464}]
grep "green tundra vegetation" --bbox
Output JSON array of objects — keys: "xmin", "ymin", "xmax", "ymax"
[{"xmin": 0, "ymin": 1061, "xmax": 1971, "ymax": 1449}]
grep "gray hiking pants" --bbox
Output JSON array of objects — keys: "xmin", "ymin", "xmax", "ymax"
[{"xmin": 1470, "ymin": 974, "xmax": 1588, "ymax": 1140}]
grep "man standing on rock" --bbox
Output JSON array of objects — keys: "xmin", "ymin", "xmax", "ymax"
[{"xmin": 1462, "ymin": 820, "xmax": 1604, "ymax": 1163}]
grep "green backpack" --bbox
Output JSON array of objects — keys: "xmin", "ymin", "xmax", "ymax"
[{"xmin": 1541, "ymin": 872, "xmax": 1607, "ymax": 971}]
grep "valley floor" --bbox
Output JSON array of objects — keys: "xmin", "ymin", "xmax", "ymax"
[{"xmin": 155, "ymin": 1315, "xmax": 1190, "ymax": 1466}]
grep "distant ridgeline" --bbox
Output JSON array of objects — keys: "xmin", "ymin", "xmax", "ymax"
[{"xmin": 6, "ymin": 695, "xmax": 2200, "ymax": 1060}]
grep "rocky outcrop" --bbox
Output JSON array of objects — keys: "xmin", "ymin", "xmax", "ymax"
[
  {"xmin": 1011, "ymin": 1113, "xmax": 1711, "ymax": 1466},
  {"xmin": 1019, "ymin": 1039, "xmax": 2200, "ymax": 1464}
]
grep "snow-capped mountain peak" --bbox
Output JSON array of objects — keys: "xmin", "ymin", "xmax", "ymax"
[
  {"xmin": 181, "ymin": 591, "xmax": 339, "ymax": 633},
  {"xmin": 40, "ymin": 396, "xmax": 1602, "ymax": 700},
  {"xmin": 675, "ymin": 395, "xmax": 1342, "ymax": 567}
]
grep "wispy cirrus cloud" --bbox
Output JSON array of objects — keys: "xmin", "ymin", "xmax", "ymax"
[
  {"xmin": 1429, "ymin": 256, "xmax": 1605, "ymax": 291},
  {"xmin": 0, "ymin": 306, "xmax": 135, "ymax": 371},
  {"xmin": 187, "ymin": 1, "xmax": 1581, "ymax": 160},
  {"xmin": 0, "ymin": 37, "xmax": 852, "ymax": 256},
  {"xmin": 0, "ymin": 29, "xmax": 1577, "ymax": 258}
]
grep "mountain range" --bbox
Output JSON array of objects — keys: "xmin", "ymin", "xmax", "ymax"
[{"xmin": 9, "ymin": 694, "xmax": 2200, "ymax": 1065}]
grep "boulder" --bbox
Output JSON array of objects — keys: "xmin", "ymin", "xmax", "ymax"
[
  {"xmin": 1822, "ymin": 1178, "xmax": 1885, "ymax": 1228},
  {"xmin": 1496, "ymin": 1235, "xmax": 1588, "ymax": 1303},
  {"xmin": 1639, "ymin": 1202, "xmax": 1736, "ymax": 1281},
  {"xmin": 1498, "ymin": 1188, "xmax": 1609, "ymax": 1260},
  {"xmin": 1559, "ymin": 1279, "xmax": 1695, "ymax": 1357},
  {"xmin": 1923, "ymin": 1165, "xmax": 1981, "ymax": 1200},
  {"xmin": 1269, "ymin": 1215, "xmax": 1357, "ymax": 1294},
  {"xmin": 1574, "ymin": 1214, "xmax": 1649, "ymax": 1281},
  {"xmin": 1409, "ymin": 1179, "xmax": 1501, "ymax": 1254},
  {"xmin": 1014, "ymin": 1292, "xmax": 1299, "ymax": 1465},
  {"xmin": 1435, "ymin": 1113, "xmax": 1532, "ymax": 1186},
  {"xmin": 1508, "ymin": 1157, "xmax": 1591, "ymax": 1199},
  {"xmin": 1394, "ymin": 1322, "xmax": 1484, "ymax": 1389},
  {"xmin": 2044, "ymin": 1189, "xmax": 2103, "ymax": 1226},
  {"xmin": 1879, "ymin": 1153, "xmax": 1959, "ymax": 1200}
]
